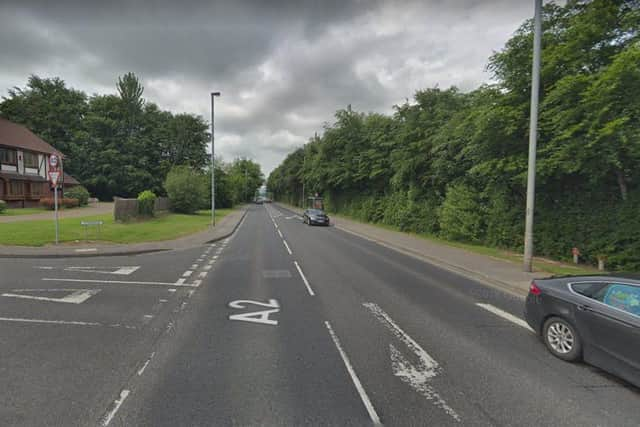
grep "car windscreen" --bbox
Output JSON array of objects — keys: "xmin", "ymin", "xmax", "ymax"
[{"xmin": 308, "ymin": 209, "xmax": 325, "ymax": 215}]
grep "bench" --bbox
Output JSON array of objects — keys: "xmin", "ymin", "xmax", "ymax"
[{"xmin": 81, "ymin": 220, "xmax": 103, "ymax": 241}]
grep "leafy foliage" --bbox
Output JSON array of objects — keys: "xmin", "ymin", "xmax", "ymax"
[
  {"xmin": 64, "ymin": 186, "xmax": 90, "ymax": 206},
  {"xmin": 268, "ymin": 1, "xmax": 640, "ymax": 270},
  {"xmin": 164, "ymin": 166, "xmax": 208, "ymax": 214},
  {"xmin": 0, "ymin": 73, "xmax": 210, "ymax": 200},
  {"xmin": 137, "ymin": 190, "xmax": 157, "ymax": 217}
]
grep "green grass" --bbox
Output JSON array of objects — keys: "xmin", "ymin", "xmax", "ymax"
[
  {"xmin": 1, "ymin": 205, "xmax": 93, "ymax": 216},
  {"xmin": 0, "ymin": 209, "xmax": 232, "ymax": 246},
  {"xmin": 2, "ymin": 207, "xmax": 49, "ymax": 215},
  {"xmin": 330, "ymin": 212, "xmax": 599, "ymax": 276}
]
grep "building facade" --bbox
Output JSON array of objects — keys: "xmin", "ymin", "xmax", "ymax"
[{"xmin": 0, "ymin": 118, "xmax": 78, "ymax": 208}]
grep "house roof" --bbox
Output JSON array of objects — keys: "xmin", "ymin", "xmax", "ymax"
[
  {"xmin": 0, "ymin": 172, "xmax": 47, "ymax": 182},
  {"xmin": 0, "ymin": 117, "xmax": 62, "ymax": 155},
  {"xmin": 63, "ymin": 172, "xmax": 80, "ymax": 185}
]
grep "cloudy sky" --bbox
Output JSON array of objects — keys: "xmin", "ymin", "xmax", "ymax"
[{"xmin": 0, "ymin": 0, "xmax": 536, "ymax": 177}]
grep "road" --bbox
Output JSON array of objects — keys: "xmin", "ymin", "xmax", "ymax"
[{"xmin": 0, "ymin": 204, "xmax": 637, "ymax": 426}]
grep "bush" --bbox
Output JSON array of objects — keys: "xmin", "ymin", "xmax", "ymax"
[
  {"xmin": 137, "ymin": 190, "xmax": 157, "ymax": 217},
  {"xmin": 164, "ymin": 166, "xmax": 207, "ymax": 214},
  {"xmin": 438, "ymin": 183, "xmax": 485, "ymax": 242},
  {"xmin": 40, "ymin": 197, "xmax": 79, "ymax": 210},
  {"xmin": 65, "ymin": 186, "xmax": 90, "ymax": 206},
  {"xmin": 0, "ymin": 200, "xmax": 6, "ymax": 214}
]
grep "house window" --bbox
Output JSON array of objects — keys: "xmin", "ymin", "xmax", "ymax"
[
  {"xmin": 9, "ymin": 181, "xmax": 23, "ymax": 196},
  {"xmin": 24, "ymin": 152, "xmax": 38, "ymax": 168},
  {"xmin": 0, "ymin": 148, "xmax": 17, "ymax": 165}
]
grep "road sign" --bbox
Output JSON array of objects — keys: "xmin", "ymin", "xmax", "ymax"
[
  {"xmin": 48, "ymin": 171, "xmax": 60, "ymax": 186},
  {"xmin": 49, "ymin": 154, "xmax": 59, "ymax": 169}
]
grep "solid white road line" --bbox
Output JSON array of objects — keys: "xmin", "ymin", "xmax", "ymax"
[
  {"xmin": 101, "ymin": 389, "xmax": 130, "ymax": 426},
  {"xmin": 0, "ymin": 316, "xmax": 101, "ymax": 326},
  {"xmin": 182, "ymin": 270, "xmax": 193, "ymax": 277},
  {"xmin": 282, "ymin": 240, "xmax": 292, "ymax": 255},
  {"xmin": 294, "ymin": 261, "xmax": 315, "ymax": 296},
  {"xmin": 324, "ymin": 321, "xmax": 381, "ymax": 425},
  {"xmin": 2, "ymin": 289, "xmax": 100, "ymax": 304},
  {"xmin": 476, "ymin": 303, "xmax": 534, "ymax": 332},
  {"xmin": 42, "ymin": 278, "xmax": 198, "ymax": 287},
  {"xmin": 75, "ymin": 248, "xmax": 97, "ymax": 252}
]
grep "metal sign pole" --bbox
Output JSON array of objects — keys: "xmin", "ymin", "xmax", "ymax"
[{"xmin": 54, "ymin": 184, "xmax": 59, "ymax": 244}]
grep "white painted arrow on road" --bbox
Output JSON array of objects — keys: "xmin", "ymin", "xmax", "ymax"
[
  {"xmin": 363, "ymin": 302, "xmax": 461, "ymax": 422},
  {"xmin": 2, "ymin": 289, "xmax": 101, "ymax": 304}
]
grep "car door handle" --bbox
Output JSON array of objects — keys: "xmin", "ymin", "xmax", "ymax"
[{"xmin": 577, "ymin": 304, "xmax": 593, "ymax": 312}]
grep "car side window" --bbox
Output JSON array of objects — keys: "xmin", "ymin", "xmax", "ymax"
[
  {"xmin": 602, "ymin": 283, "xmax": 640, "ymax": 317},
  {"xmin": 571, "ymin": 282, "xmax": 607, "ymax": 301}
]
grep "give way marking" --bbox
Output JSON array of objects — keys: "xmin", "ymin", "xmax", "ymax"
[
  {"xmin": 36, "ymin": 266, "xmax": 140, "ymax": 275},
  {"xmin": 363, "ymin": 302, "xmax": 461, "ymax": 422},
  {"xmin": 2, "ymin": 289, "xmax": 101, "ymax": 304}
]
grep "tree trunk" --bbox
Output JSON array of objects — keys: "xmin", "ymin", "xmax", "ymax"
[{"xmin": 616, "ymin": 169, "xmax": 628, "ymax": 201}]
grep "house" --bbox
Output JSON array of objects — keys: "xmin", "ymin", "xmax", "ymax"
[{"xmin": 0, "ymin": 117, "xmax": 80, "ymax": 207}]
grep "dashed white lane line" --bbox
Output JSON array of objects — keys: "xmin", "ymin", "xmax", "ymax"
[
  {"xmin": 198, "ymin": 271, "xmax": 208, "ymax": 278},
  {"xmin": 282, "ymin": 240, "xmax": 292, "ymax": 255},
  {"xmin": 324, "ymin": 321, "xmax": 381, "ymax": 425},
  {"xmin": 191, "ymin": 264, "xmax": 199, "ymax": 269},
  {"xmin": 0, "ymin": 316, "xmax": 101, "ymax": 326},
  {"xmin": 101, "ymin": 389, "xmax": 130, "ymax": 426},
  {"xmin": 294, "ymin": 261, "xmax": 315, "ymax": 296},
  {"xmin": 137, "ymin": 359, "xmax": 151, "ymax": 376},
  {"xmin": 277, "ymin": 229, "xmax": 283, "ymax": 238},
  {"xmin": 168, "ymin": 288, "xmax": 176, "ymax": 293},
  {"xmin": 182, "ymin": 270, "xmax": 193, "ymax": 278},
  {"xmin": 476, "ymin": 303, "xmax": 534, "ymax": 332},
  {"xmin": 193, "ymin": 280, "xmax": 202, "ymax": 287},
  {"xmin": 203, "ymin": 265, "xmax": 212, "ymax": 271}
]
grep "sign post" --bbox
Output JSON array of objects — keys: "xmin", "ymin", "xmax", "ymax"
[{"xmin": 48, "ymin": 155, "xmax": 61, "ymax": 244}]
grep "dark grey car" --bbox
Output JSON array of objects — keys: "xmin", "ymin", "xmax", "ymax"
[
  {"xmin": 302, "ymin": 209, "xmax": 330, "ymax": 226},
  {"xmin": 525, "ymin": 275, "xmax": 640, "ymax": 387}
]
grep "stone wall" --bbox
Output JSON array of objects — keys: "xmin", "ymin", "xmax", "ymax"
[{"xmin": 113, "ymin": 197, "xmax": 138, "ymax": 222}]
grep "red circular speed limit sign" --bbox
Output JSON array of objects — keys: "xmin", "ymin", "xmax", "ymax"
[{"xmin": 49, "ymin": 155, "xmax": 58, "ymax": 168}]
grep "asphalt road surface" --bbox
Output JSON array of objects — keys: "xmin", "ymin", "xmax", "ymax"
[{"xmin": 0, "ymin": 204, "xmax": 638, "ymax": 426}]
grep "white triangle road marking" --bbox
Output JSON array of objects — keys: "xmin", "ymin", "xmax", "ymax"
[{"xmin": 2, "ymin": 289, "xmax": 101, "ymax": 304}]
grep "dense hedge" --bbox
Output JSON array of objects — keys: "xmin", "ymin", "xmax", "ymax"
[{"xmin": 268, "ymin": 1, "xmax": 640, "ymax": 271}]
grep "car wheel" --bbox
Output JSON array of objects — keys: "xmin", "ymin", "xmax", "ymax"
[{"xmin": 542, "ymin": 317, "xmax": 582, "ymax": 362}]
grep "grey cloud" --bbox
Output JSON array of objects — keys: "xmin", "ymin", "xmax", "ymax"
[{"xmin": 0, "ymin": 0, "xmax": 536, "ymax": 175}]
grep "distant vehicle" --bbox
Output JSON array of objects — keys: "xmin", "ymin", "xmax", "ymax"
[
  {"xmin": 303, "ymin": 208, "xmax": 329, "ymax": 226},
  {"xmin": 525, "ymin": 275, "xmax": 640, "ymax": 388},
  {"xmin": 254, "ymin": 197, "xmax": 263, "ymax": 204},
  {"xmin": 264, "ymin": 198, "xmax": 272, "ymax": 203}
]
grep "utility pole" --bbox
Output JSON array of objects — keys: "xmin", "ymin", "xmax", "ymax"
[
  {"xmin": 211, "ymin": 92, "xmax": 221, "ymax": 227},
  {"xmin": 523, "ymin": 0, "xmax": 542, "ymax": 272}
]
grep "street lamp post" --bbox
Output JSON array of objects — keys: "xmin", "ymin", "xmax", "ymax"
[
  {"xmin": 523, "ymin": 0, "xmax": 542, "ymax": 272},
  {"xmin": 211, "ymin": 92, "xmax": 221, "ymax": 227}
]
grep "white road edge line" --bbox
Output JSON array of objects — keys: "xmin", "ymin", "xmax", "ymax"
[
  {"xmin": 282, "ymin": 240, "xmax": 292, "ymax": 255},
  {"xmin": 294, "ymin": 261, "xmax": 315, "ymax": 296},
  {"xmin": 324, "ymin": 321, "xmax": 381, "ymax": 425},
  {"xmin": 101, "ymin": 389, "xmax": 130, "ymax": 426},
  {"xmin": 476, "ymin": 303, "xmax": 534, "ymax": 332}
]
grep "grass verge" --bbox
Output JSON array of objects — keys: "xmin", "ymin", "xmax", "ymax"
[{"xmin": 0, "ymin": 209, "xmax": 232, "ymax": 246}]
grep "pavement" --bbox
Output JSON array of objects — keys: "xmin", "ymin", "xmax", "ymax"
[
  {"xmin": 276, "ymin": 202, "xmax": 544, "ymax": 296},
  {"xmin": 0, "ymin": 203, "xmax": 637, "ymax": 426},
  {"xmin": 0, "ymin": 202, "xmax": 114, "ymax": 223},
  {"xmin": 0, "ymin": 208, "xmax": 247, "ymax": 258}
]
